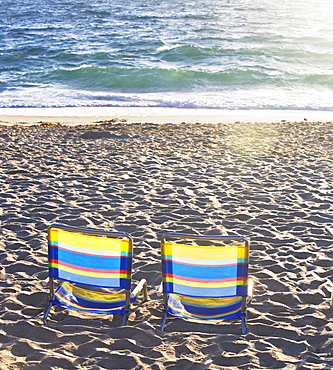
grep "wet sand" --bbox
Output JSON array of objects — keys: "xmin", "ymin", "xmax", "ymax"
[
  {"xmin": 1, "ymin": 106, "xmax": 333, "ymax": 126},
  {"xmin": 0, "ymin": 118, "xmax": 333, "ymax": 369}
]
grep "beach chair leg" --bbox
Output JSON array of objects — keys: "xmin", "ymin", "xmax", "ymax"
[
  {"xmin": 160, "ymin": 312, "xmax": 168, "ymax": 331},
  {"xmin": 241, "ymin": 314, "xmax": 247, "ymax": 335},
  {"xmin": 43, "ymin": 301, "xmax": 53, "ymax": 324},
  {"xmin": 142, "ymin": 280, "xmax": 149, "ymax": 302},
  {"xmin": 122, "ymin": 312, "xmax": 129, "ymax": 326},
  {"xmin": 330, "ymin": 290, "xmax": 333, "ymax": 306}
]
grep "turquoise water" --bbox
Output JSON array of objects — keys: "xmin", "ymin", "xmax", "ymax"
[{"xmin": 1, "ymin": 0, "xmax": 333, "ymax": 110}]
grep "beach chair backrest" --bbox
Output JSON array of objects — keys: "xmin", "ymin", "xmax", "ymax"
[
  {"xmin": 161, "ymin": 233, "xmax": 249, "ymax": 298},
  {"xmin": 48, "ymin": 224, "xmax": 133, "ymax": 289}
]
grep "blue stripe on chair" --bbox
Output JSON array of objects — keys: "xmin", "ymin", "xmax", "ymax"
[
  {"xmin": 166, "ymin": 261, "xmax": 241, "ymax": 280},
  {"xmin": 238, "ymin": 263, "xmax": 249, "ymax": 280},
  {"xmin": 163, "ymin": 282, "xmax": 239, "ymax": 298},
  {"xmin": 162, "ymin": 259, "xmax": 172, "ymax": 275},
  {"xmin": 236, "ymin": 285, "xmax": 248, "ymax": 297},
  {"xmin": 57, "ymin": 269, "xmax": 119, "ymax": 287},
  {"xmin": 120, "ymin": 257, "xmax": 132, "ymax": 272},
  {"xmin": 48, "ymin": 246, "xmax": 128, "ymax": 270},
  {"xmin": 48, "ymin": 268, "xmax": 132, "ymax": 289}
]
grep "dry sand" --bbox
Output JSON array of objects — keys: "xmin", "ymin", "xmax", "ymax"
[{"xmin": 0, "ymin": 116, "xmax": 333, "ymax": 369}]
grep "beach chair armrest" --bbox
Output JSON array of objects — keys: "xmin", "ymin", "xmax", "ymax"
[
  {"xmin": 41, "ymin": 277, "xmax": 49, "ymax": 288},
  {"xmin": 157, "ymin": 282, "xmax": 163, "ymax": 297},
  {"xmin": 131, "ymin": 279, "xmax": 148, "ymax": 301},
  {"xmin": 247, "ymin": 277, "xmax": 254, "ymax": 304}
]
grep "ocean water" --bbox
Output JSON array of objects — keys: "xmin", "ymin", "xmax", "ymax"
[{"xmin": 1, "ymin": 0, "xmax": 333, "ymax": 111}]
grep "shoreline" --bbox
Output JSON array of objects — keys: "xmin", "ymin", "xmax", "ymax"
[{"xmin": 1, "ymin": 107, "xmax": 333, "ymax": 125}]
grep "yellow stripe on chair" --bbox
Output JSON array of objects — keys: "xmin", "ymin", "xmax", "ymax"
[
  {"xmin": 63, "ymin": 282, "xmax": 127, "ymax": 303},
  {"xmin": 163, "ymin": 241, "xmax": 247, "ymax": 261},
  {"xmin": 51, "ymin": 229, "xmax": 131, "ymax": 252},
  {"xmin": 173, "ymin": 294, "xmax": 242, "ymax": 307}
]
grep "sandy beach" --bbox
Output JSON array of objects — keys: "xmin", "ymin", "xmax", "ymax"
[{"xmin": 0, "ymin": 113, "xmax": 333, "ymax": 369}]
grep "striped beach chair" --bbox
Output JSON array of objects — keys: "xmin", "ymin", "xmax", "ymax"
[
  {"xmin": 43, "ymin": 224, "xmax": 148, "ymax": 325},
  {"xmin": 159, "ymin": 233, "xmax": 252, "ymax": 334}
]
